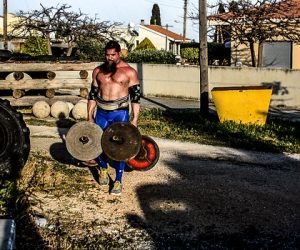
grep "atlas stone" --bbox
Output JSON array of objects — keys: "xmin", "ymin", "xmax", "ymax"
[
  {"xmin": 51, "ymin": 101, "xmax": 69, "ymax": 119},
  {"xmin": 32, "ymin": 101, "xmax": 51, "ymax": 118},
  {"xmin": 78, "ymin": 99, "xmax": 88, "ymax": 104},
  {"xmin": 66, "ymin": 102, "xmax": 74, "ymax": 113},
  {"xmin": 72, "ymin": 101, "xmax": 87, "ymax": 120}
]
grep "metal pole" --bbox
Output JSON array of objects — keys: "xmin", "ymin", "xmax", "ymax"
[
  {"xmin": 3, "ymin": 0, "xmax": 8, "ymax": 49},
  {"xmin": 199, "ymin": 0, "xmax": 209, "ymax": 117},
  {"xmin": 183, "ymin": 0, "xmax": 188, "ymax": 42}
]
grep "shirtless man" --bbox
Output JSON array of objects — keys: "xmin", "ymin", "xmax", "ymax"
[{"xmin": 87, "ymin": 40, "xmax": 140, "ymax": 195}]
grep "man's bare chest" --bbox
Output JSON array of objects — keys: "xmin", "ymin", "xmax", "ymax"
[{"xmin": 98, "ymin": 71, "xmax": 129, "ymax": 87}]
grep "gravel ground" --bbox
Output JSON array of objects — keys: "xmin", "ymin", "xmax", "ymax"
[{"xmin": 25, "ymin": 124, "xmax": 300, "ymax": 249}]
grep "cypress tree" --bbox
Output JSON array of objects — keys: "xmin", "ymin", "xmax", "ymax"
[{"xmin": 150, "ymin": 4, "xmax": 161, "ymax": 26}]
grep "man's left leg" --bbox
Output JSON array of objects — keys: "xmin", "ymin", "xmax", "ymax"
[
  {"xmin": 110, "ymin": 109, "xmax": 129, "ymax": 195},
  {"xmin": 111, "ymin": 161, "xmax": 125, "ymax": 195}
]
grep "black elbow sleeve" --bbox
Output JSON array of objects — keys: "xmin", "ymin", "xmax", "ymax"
[
  {"xmin": 88, "ymin": 84, "xmax": 98, "ymax": 100},
  {"xmin": 129, "ymin": 84, "xmax": 141, "ymax": 103}
]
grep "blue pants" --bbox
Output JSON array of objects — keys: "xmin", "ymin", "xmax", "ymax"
[{"xmin": 95, "ymin": 108, "xmax": 129, "ymax": 182}]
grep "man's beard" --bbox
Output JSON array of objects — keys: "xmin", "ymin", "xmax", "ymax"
[{"xmin": 101, "ymin": 60, "xmax": 117, "ymax": 74}]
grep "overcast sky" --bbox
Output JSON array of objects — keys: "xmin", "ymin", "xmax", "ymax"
[{"xmin": 1, "ymin": 0, "xmax": 201, "ymax": 41}]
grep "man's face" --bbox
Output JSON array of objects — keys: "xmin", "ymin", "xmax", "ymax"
[{"xmin": 105, "ymin": 48, "xmax": 121, "ymax": 64}]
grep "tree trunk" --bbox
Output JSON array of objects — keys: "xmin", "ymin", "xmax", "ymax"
[
  {"xmin": 257, "ymin": 42, "xmax": 263, "ymax": 67},
  {"xmin": 66, "ymin": 42, "xmax": 74, "ymax": 56},
  {"xmin": 46, "ymin": 35, "xmax": 52, "ymax": 55},
  {"xmin": 249, "ymin": 41, "xmax": 256, "ymax": 67}
]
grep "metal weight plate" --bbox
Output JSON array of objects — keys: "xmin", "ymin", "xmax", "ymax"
[
  {"xmin": 127, "ymin": 135, "xmax": 160, "ymax": 171},
  {"xmin": 101, "ymin": 122, "xmax": 141, "ymax": 161},
  {"xmin": 65, "ymin": 121, "xmax": 103, "ymax": 161}
]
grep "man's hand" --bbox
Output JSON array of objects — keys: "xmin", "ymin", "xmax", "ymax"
[
  {"xmin": 131, "ymin": 119, "xmax": 138, "ymax": 127},
  {"xmin": 88, "ymin": 117, "xmax": 95, "ymax": 123}
]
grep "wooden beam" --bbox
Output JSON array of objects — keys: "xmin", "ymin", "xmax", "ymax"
[
  {"xmin": 0, "ymin": 78, "xmax": 90, "ymax": 90},
  {"xmin": 0, "ymin": 62, "xmax": 100, "ymax": 72}
]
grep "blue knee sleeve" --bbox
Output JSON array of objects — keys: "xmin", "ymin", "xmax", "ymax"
[{"xmin": 115, "ymin": 161, "xmax": 125, "ymax": 182}]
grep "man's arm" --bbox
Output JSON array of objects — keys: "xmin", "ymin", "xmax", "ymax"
[
  {"xmin": 128, "ymin": 68, "xmax": 140, "ymax": 127},
  {"xmin": 87, "ymin": 67, "xmax": 100, "ymax": 122}
]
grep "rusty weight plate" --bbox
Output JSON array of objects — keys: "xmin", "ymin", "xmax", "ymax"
[
  {"xmin": 101, "ymin": 122, "xmax": 141, "ymax": 161},
  {"xmin": 127, "ymin": 135, "xmax": 160, "ymax": 171},
  {"xmin": 65, "ymin": 121, "xmax": 103, "ymax": 161}
]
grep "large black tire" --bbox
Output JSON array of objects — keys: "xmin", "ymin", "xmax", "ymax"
[{"xmin": 0, "ymin": 99, "xmax": 30, "ymax": 179}]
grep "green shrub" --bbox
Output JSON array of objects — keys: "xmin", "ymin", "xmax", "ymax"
[
  {"xmin": 76, "ymin": 39, "xmax": 105, "ymax": 61},
  {"xmin": 180, "ymin": 42, "xmax": 230, "ymax": 65},
  {"xmin": 125, "ymin": 49, "xmax": 176, "ymax": 64},
  {"xmin": 181, "ymin": 47, "xmax": 199, "ymax": 64},
  {"xmin": 21, "ymin": 36, "xmax": 48, "ymax": 56}
]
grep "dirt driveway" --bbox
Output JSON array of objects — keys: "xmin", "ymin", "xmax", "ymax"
[{"xmin": 22, "ymin": 124, "xmax": 300, "ymax": 249}]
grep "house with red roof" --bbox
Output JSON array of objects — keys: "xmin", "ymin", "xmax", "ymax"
[
  {"xmin": 137, "ymin": 20, "xmax": 191, "ymax": 55},
  {"xmin": 208, "ymin": 0, "xmax": 300, "ymax": 69}
]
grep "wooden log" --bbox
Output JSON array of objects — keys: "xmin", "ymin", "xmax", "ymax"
[
  {"xmin": 79, "ymin": 70, "xmax": 88, "ymax": 79},
  {"xmin": 79, "ymin": 88, "xmax": 88, "ymax": 98},
  {"xmin": 13, "ymin": 72, "xmax": 24, "ymax": 80},
  {"xmin": 47, "ymin": 71, "xmax": 56, "ymax": 80},
  {"xmin": 0, "ymin": 62, "xmax": 99, "ymax": 72},
  {"xmin": 4, "ymin": 95, "xmax": 84, "ymax": 107},
  {"xmin": 45, "ymin": 89, "xmax": 55, "ymax": 98},
  {"xmin": 0, "ymin": 78, "xmax": 89, "ymax": 90},
  {"xmin": 12, "ymin": 89, "xmax": 25, "ymax": 99}
]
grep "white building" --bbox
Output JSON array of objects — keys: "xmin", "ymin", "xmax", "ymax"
[{"xmin": 136, "ymin": 20, "xmax": 191, "ymax": 55}]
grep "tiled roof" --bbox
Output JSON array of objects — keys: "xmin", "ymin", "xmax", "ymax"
[
  {"xmin": 209, "ymin": 0, "xmax": 300, "ymax": 21},
  {"xmin": 143, "ymin": 25, "xmax": 190, "ymax": 41}
]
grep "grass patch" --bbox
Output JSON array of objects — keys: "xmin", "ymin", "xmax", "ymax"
[
  {"xmin": 24, "ymin": 108, "xmax": 300, "ymax": 153},
  {"xmin": 138, "ymin": 108, "xmax": 300, "ymax": 154}
]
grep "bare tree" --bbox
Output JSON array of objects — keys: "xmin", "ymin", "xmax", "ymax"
[
  {"xmin": 191, "ymin": 0, "xmax": 300, "ymax": 67},
  {"xmin": 11, "ymin": 4, "xmax": 122, "ymax": 55}
]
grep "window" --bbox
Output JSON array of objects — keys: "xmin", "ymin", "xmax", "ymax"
[{"xmin": 262, "ymin": 41, "xmax": 292, "ymax": 69}]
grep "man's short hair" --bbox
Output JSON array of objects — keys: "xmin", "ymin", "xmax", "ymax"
[{"xmin": 105, "ymin": 40, "xmax": 121, "ymax": 52}]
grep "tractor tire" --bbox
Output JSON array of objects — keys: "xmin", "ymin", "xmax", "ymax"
[{"xmin": 0, "ymin": 98, "xmax": 30, "ymax": 179}]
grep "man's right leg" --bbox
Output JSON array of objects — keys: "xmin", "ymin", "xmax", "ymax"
[
  {"xmin": 97, "ymin": 153, "xmax": 109, "ymax": 185},
  {"xmin": 95, "ymin": 109, "xmax": 110, "ymax": 185}
]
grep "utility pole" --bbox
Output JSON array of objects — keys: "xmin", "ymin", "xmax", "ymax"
[
  {"xmin": 199, "ymin": 0, "xmax": 209, "ymax": 117},
  {"xmin": 183, "ymin": 0, "xmax": 188, "ymax": 41},
  {"xmin": 3, "ymin": 0, "xmax": 8, "ymax": 49}
]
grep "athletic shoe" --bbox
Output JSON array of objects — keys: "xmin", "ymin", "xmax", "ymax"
[
  {"xmin": 99, "ymin": 168, "xmax": 109, "ymax": 185},
  {"xmin": 111, "ymin": 181, "xmax": 122, "ymax": 195}
]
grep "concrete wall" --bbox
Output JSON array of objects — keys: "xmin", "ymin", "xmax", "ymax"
[{"xmin": 137, "ymin": 64, "xmax": 300, "ymax": 108}]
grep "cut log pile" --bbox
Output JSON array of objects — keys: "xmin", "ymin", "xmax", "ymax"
[{"xmin": 0, "ymin": 62, "xmax": 100, "ymax": 106}]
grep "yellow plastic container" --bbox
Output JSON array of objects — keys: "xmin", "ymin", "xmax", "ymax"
[{"xmin": 211, "ymin": 86, "xmax": 272, "ymax": 126}]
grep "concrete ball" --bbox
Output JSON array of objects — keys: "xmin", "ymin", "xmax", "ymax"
[
  {"xmin": 78, "ymin": 99, "xmax": 88, "ymax": 104},
  {"xmin": 50, "ymin": 101, "xmax": 69, "ymax": 119},
  {"xmin": 66, "ymin": 102, "xmax": 74, "ymax": 113},
  {"xmin": 72, "ymin": 101, "xmax": 87, "ymax": 120},
  {"xmin": 32, "ymin": 101, "xmax": 51, "ymax": 118}
]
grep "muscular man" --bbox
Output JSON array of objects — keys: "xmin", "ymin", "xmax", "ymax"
[{"xmin": 87, "ymin": 40, "xmax": 140, "ymax": 195}]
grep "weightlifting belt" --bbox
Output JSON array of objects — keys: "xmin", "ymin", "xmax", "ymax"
[{"xmin": 96, "ymin": 95, "xmax": 130, "ymax": 111}]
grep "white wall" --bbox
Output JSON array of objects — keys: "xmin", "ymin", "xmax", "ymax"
[{"xmin": 136, "ymin": 64, "xmax": 300, "ymax": 108}]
